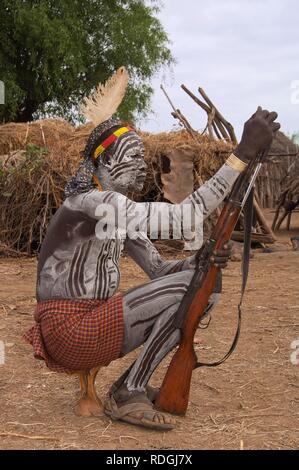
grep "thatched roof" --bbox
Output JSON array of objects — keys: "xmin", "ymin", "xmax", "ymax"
[
  {"xmin": 0, "ymin": 120, "xmax": 231, "ymax": 254},
  {"xmin": 268, "ymin": 131, "xmax": 298, "ymax": 160},
  {"xmin": 0, "ymin": 119, "xmax": 74, "ymax": 155},
  {"xmin": 257, "ymin": 131, "xmax": 299, "ymax": 208},
  {"xmin": 0, "ymin": 119, "xmax": 296, "ymax": 253}
]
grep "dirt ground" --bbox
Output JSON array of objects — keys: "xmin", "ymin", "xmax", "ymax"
[{"xmin": 0, "ymin": 210, "xmax": 298, "ymax": 450}]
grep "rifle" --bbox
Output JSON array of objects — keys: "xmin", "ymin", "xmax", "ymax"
[{"xmin": 154, "ymin": 152, "xmax": 265, "ymax": 416}]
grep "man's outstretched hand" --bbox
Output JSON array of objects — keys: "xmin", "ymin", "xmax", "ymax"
[{"xmin": 234, "ymin": 107, "xmax": 281, "ymax": 163}]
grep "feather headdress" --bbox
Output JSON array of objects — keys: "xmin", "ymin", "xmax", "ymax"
[{"xmin": 81, "ymin": 67, "xmax": 129, "ymax": 126}]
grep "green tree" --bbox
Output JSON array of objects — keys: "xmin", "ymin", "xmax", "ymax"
[
  {"xmin": 291, "ymin": 132, "xmax": 299, "ymax": 145},
  {"xmin": 0, "ymin": 0, "xmax": 173, "ymax": 123}
]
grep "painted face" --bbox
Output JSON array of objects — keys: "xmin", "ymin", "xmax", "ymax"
[{"xmin": 94, "ymin": 131, "xmax": 148, "ymax": 194}]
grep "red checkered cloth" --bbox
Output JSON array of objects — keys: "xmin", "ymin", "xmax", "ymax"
[{"xmin": 23, "ymin": 295, "xmax": 124, "ymax": 373}]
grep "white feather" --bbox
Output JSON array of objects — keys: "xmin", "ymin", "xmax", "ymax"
[{"xmin": 81, "ymin": 67, "xmax": 129, "ymax": 126}]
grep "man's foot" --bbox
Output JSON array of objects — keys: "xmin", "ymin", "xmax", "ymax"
[
  {"xmin": 146, "ymin": 385, "xmax": 159, "ymax": 403},
  {"xmin": 109, "ymin": 374, "xmax": 159, "ymax": 403},
  {"xmin": 104, "ymin": 383, "xmax": 175, "ymax": 431}
]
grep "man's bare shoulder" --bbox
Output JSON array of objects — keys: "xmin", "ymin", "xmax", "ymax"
[{"xmin": 64, "ymin": 189, "xmax": 127, "ymax": 208}]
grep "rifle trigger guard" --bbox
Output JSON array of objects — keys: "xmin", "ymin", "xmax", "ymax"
[{"xmin": 198, "ymin": 314, "xmax": 211, "ymax": 330}]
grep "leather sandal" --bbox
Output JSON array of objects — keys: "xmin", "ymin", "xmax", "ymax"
[{"xmin": 104, "ymin": 393, "xmax": 175, "ymax": 431}]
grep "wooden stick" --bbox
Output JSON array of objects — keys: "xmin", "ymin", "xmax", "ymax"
[
  {"xmin": 167, "ymin": 82, "xmax": 275, "ymax": 243},
  {"xmin": 0, "ymin": 431, "xmax": 59, "ymax": 441},
  {"xmin": 197, "ymin": 86, "xmax": 235, "ymax": 142},
  {"xmin": 171, "ymin": 111, "xmax": 196, "ymax": 139},
  {"xmin": 198, "ymin": 87, "xmax": 238, "ymax": 145},
  {"xmin": 207, "ymin": 107, "xmax": 216, "ymax": 141},
  {"xmin": 183, "ymin": 85, "xmax": 277, "ymax": 242},
  {"xmin": 181, "ymin": 84, "xmax": 230, "ymax": 141},
  {"xmin": 181, "ymin": 84, "xmax": 210, "ymax": 113},
  {"xmin": 268, "ymin": 153, "xmax": 298, "ymax": 158},
  {"xmin": 253, "ymin": 195, "xmax": 276, "ymax": 240},
  {"xmin": 232, "ymin": 231, "xmax": 274, "ymax": 244},
  {"xmin": 212, "ymin": 122, "xmax": 222, "ymax": 140},
  {"xmin": 287, "ymin": 211, "xmax": 292, "ymax": 231},
  {"xmin": 212, "ymin": 118, "xmax": 230, "ymax": 141},
  {"xmin": 160, "ymin": 85, "xmax": 198, "ymax": 142}
]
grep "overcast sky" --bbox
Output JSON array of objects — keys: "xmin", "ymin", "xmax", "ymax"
[{"xmin": 140, "ymin": 0, "xmax": 299, "ymax": 139}]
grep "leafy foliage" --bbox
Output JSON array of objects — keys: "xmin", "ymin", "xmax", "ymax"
[
  {"xmin": 290, "ymin": 132, "xmax": 299, "ymax": 145},
  {"xmin": 0, "ymin": 0, "xmax": 173, "ymax": 123}
]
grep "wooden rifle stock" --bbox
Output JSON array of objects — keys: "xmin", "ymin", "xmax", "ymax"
[{"xmin": 155, "ymin": 201, "xmax": 241, "ymax": 415}]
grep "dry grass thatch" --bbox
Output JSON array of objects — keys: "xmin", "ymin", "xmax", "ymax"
[
  {"xmin": 137, "ymin": 130, "xmax": 233, "ymax": 201},
  {"xmin": 0, "ymin": 144, "xmax": 72, "ymax": 254},
  {"xmin": 257, "ymin": 132, "xmax": 298, "ymax": 208},
  {"xmin": 0, "ymin": 120, "xmax": 233, "ymax": 254},
  {"xmin": 268, "ymin": 131, "xmax": 298, "ymax": 158},
  {"xmin": 0, "ymin": 120, "xmax": 78, "ymax": 254},
  {"xmin": 0, "ymin": 119, "xmax": 74, "ymax": 155},
  {"xmin": 0, "ymin": 119, "xmax": 296, "ymax": 254}
]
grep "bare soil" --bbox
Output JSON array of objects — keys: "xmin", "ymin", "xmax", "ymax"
[{"xmin": 0, "ymin": 210, "xmax": 298, "ymax": 450}]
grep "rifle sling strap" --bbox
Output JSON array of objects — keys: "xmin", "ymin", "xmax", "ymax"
[{"xmin": 195, "ymin": 188, "xmax": 255, "ymax": 369}]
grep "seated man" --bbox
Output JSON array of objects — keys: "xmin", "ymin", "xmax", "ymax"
[{"xmin": 24, "ymin": 107, "xmax": 279, "ymax": 430}]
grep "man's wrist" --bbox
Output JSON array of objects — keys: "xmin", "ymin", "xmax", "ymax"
[{"xmin": 233, "ymin": 144, "xmax": 254, "ymax": 164}]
